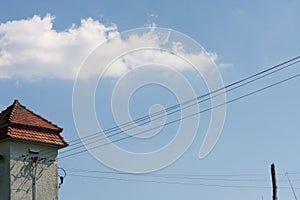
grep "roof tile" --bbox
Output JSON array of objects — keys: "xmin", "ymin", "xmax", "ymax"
[{"xmin": 0, "ymin": 100, "xmax": 68, "ymax": 147}]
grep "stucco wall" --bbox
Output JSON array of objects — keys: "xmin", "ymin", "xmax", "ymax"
[
  {"xmin": 0, "ymin": 141, "xmax": 10, "ymax": 200},
  {"xmin": 0, "ymin": 140, "xmax": 59, "ymax": 200}
]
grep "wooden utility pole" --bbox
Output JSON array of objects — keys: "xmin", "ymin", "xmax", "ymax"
[{"xmin": 271, "ymin": 163, "xmax": 278, "ymax": 200}]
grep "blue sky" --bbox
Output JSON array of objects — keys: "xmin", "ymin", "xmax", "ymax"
[{"xmin": 1, "ymin": 0, "xmax": 300, "ymax": 199}]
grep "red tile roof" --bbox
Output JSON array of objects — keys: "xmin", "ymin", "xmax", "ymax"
[{"xmin": 0, "ymin": 100, "xmax": 68, "ymax": 147}]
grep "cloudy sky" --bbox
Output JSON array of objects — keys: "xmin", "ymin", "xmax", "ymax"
[{"xmin": 1, "ymin": 0, "xmax": 300, "ymax": 199}]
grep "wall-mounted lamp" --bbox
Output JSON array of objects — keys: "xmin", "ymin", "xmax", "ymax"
[{"xmin": 29, "ymin": 148, "xmax": 40, "ymax": 154}]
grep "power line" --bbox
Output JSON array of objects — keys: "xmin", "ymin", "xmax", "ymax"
[
  {"xmin": 286, "ymin": 172, "xmax": 298, "ymax": 200},
  {"xmin": 67, "ymin": 173, "xmax": 300, "ymax": 190},
  {"xmin": 49, "ymin": 56, "xmax": 300, "ymax": 159},
  {"xmin": 67, "ymin": 55, "xmax": 300, "ymax": 146},
  {"xmin": 65, "ymin": 167, "xmax": 269, "ymax": 177},
  {"xmin": 65, "ymin": 167, "xmax": 270, "ymax": 182},
  {"xmin": 67, "ymin": 173, "xmax": 271, "ymax": 189},
  {"xmin": 59, "ymin": 58, "xmax": 300, "ymax": 156},
  {"xmin": 35, "ymin": 55, "xmax": 300, "ymax": 159},
  {"xmin": 59, "ymin": 71, "xmax": 300, "ymax": 159},
  {"xmin": 64, "ymin": 167, "xmax": 300, "ymax": 183}
]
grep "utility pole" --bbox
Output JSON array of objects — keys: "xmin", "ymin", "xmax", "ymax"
[{"xmin": 271, "ymin": 163, "xmax": 278, "ymax": 200}]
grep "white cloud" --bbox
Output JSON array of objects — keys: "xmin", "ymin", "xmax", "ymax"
[
  {"xmin": 0, "ymin": 14, "xmax": 117, "ymax": 80},
  {"xmin": 0, "ymin": 14, "xmax": 221, "ymax": 81}
]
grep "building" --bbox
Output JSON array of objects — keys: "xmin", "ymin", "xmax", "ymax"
[{"xmin": 0, "ymin": 100, "xmax": 68, "ymax": 200}]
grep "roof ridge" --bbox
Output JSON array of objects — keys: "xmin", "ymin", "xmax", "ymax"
[{"xmin": 8, "ymin": 99, "xmax": 20, "ymax": 122}]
